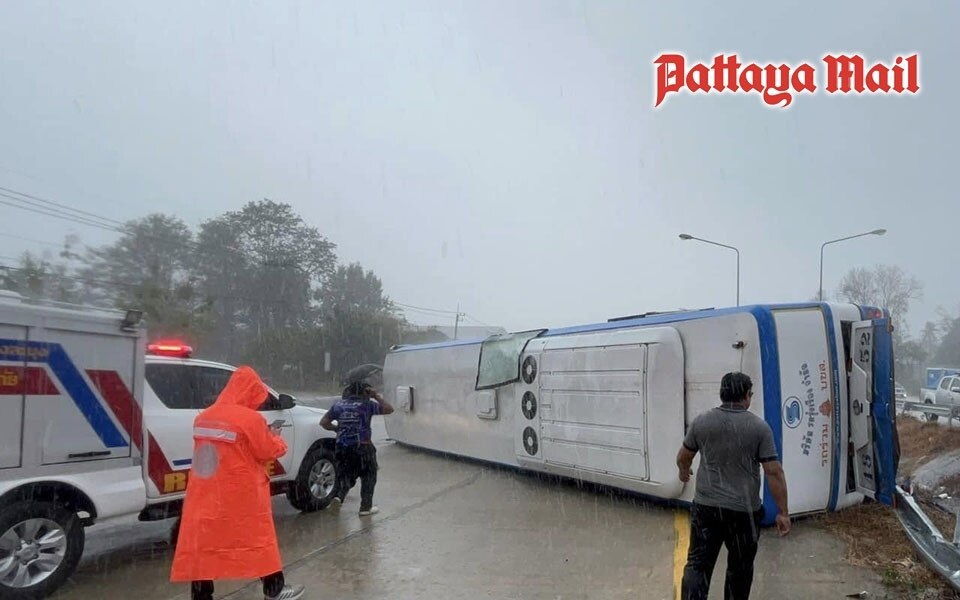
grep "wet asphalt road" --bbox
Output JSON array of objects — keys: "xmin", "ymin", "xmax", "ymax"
[{"xmin": 50, "ymin": 418, "xmax": 891, "ymax": 600}]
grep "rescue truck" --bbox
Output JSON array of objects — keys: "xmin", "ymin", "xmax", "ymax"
[
  {"xmin": 383, "ymin": 302, "xmax": 899, "ymax": 526},
  {"xmin": 0, "ymin": 295, "xmax": 338, "ymax": 599}
]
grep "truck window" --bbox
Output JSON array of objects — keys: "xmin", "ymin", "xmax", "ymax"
[
  {"xmin": 941, "ymin": 377, "xmax": 953, "ymax": 391},
  {"xmin": 145, "ymin": 364, "xmax": 200, "ymax": 410},
  {"xmin": 197, "ymin": 367, "xmax": 233, "ymax": 408}
]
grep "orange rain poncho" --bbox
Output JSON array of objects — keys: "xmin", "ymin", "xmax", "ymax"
[{"xmin": 170, "ymin": 366, "xmax": 287, "ymax": 582}]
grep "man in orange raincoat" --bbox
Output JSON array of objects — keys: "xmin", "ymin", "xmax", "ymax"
[{"xmin": 170, "ymin": 366, "xmax": 305, "ymax": 600}]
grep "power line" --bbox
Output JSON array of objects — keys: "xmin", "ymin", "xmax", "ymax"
[
  {"xmin": 0, "ymin": 185, "xmax": 494, "ymax": 323},
  {"xmin": 397, "ymin": 309, "xmax": 457, "ymax": 322},
  {"xmin": 0, "ymin": 186, "xmax": 306, "ymax": 264},
  {"xmin": 0, "ymin": 185, "xmax": 126, "ymax": 227},
  {"xmin": 393, "ymin": 301, "xmax": 461, "ymax": 315},
  {"xmin": 462, "ymin": 313, "xmax": 495, "ymax": 328},
  {"xmin": 0, "ymin": 232, "xmax": 70, "ymax": 248},
  {"xmin": 0, "ymin": 193, "xmax": 123, "ymax": 233}
]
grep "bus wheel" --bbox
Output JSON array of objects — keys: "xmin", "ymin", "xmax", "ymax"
[{"xmin": 0, "ymin": 501, "xmax": 84, "ymax": 600}]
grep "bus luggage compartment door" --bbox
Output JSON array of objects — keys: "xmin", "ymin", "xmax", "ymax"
[
  {"xmin": 849, "ymin": 318, "xmax": 897, "ymax": 505},
  {"xmin": 517, "ymin": 326, "xmax": 685, "ymax": 493}
]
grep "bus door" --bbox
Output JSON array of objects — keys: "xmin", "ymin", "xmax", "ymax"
[{"xmin": 849, "ymin": 318, "xmax": 897, "ymax": 505}]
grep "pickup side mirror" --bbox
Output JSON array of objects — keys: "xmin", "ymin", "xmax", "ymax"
[
  {"xmin": 951, "ymin": 387, "xmax": 960, "ymax": 394},
  {"xmin": 259, "ymin": 393, "xmax": 296, "ymax": 411}
]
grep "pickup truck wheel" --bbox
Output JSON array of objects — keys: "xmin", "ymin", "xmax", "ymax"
[
  {"xmin": 287, "ymin": 447, "xmax": 337, "ymax": 512},
  {"xmin": 924, "ymin": 400, "xmax": 939, "ymax": 423},
  {"xmin": 0, "ymin": 501, "xmax": 84, "ymax": 600}
]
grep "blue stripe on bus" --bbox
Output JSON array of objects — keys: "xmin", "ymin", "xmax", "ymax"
[
  {"xmin": 172, "ymin": 458, "xmax": 192, "ymax": 467},
  {"xmin": 750, "ymin": 307, "xmax": 782, "ymax": 527},
  {"xmin": 391, "ymin": 303, "xmax": 828, "ymax": 353},
  {"xmin": 821, "ymin": 304, "xmax": 843, "ymax": 512},
  {"xmin": 872, "ymin": 319, "xmax": 896, "ymax": 505},
  {"xmin": 0, "ymin": 338, "xmax": 128, "ymax": 448}
]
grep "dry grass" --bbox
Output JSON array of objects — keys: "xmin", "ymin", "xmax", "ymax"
[
  {"xmin": 896, "ymin": 418, "xmax": 960, "ymax": 474},
  {"xmin": 820, "ymin": 504, "xmax": 956, "ymax": 598},
  {"xmin": 821, "ymin": 417, "xmax": 960, "ymax": 598}
]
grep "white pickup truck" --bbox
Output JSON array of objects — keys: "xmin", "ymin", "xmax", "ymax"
[
  {"xmin": 919, "ymin": 367, "xmax": 960, "ymax": 422},
  {"xmin": 930, "ymin": 374, "xmax": 960, "ymax": 409},
  {"xmin": 0, "ymin": 296, "xmax": 337, "ymax": 599}
]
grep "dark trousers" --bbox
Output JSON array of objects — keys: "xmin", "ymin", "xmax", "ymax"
[
  {"xmin": 335, "ymin": 443, "xmax": 378, "ymax": 510},
  {"xmin": 191, "ymin": 571, "xmax": 284, "ymax": 600},
  {"xmin": 681, "ymin": 503, "xmax": 764, "ymax": 600}
]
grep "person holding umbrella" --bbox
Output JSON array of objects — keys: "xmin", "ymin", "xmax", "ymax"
[{"xmin": 320, "ymin": 365, "xmax": 394, "ymax": 516}]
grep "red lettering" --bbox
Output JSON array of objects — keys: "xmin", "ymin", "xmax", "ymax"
[
  {"xmin": 712, "ymin": 54, "xmax": 741, "ymax": 92},
  {"xmin": 761, "ymin": 64, "xmax": 793, "ymax": 107},
  {"xmin": 897, "ymin": 54, "xmax": 920, "ymax": 93},
  {"xmin": 740, "ymin": 64, "xmax": 763, "ymax": 94},
  {"xmin": 688, "ymin": 63, "xmax": 711, "ymax": 93},
  {"xmin": 654, "ymin": 52, "xmax": 918, "ymax": 108},
  {"xmin": 824, "ymin": 55, "xmax": 865, "ymax": 93},
  {"xmin": 824, "ymin": 54, "xmax": 920, "ymax": 95},
  {"xmin": 866, "ymin": 64, "xmax": 890, "ymax": 92},
  {"xmin": 793, "ymin": 64, "xmax": 817, "ymax": 93},
  {"xmin": 654, "ymin": 53, "xmax": 685, "ymax": 108}
]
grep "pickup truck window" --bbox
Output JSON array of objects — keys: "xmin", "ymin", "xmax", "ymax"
[
  {"xmin": 145, "ymin": 364, "xmax": 198, "ymax": 410},
  {"xmin": 197, "ymin": 367, "xmax": 233, "ymax": 408},
  {"xmin": 941, "ymin": 377, "xmax": 954, "ymax": 391}
]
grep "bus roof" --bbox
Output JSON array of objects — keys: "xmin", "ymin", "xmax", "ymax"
[{"xmin": 390, "ymin": 302, "xmax": 830, "ymax": 354}]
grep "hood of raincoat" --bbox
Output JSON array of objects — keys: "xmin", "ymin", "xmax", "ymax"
[{"xmin": 214, "ymin": 366, "xmax": 269, "ymax": 410}]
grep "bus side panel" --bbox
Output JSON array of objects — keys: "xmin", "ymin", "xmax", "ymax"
[
  {"xmin": 772, "ymin": 308, "xmax": 834, "ymax": 515},
  {"xmin": 384, "ymin": 342, "xmax": 521, "ymax": 468}
]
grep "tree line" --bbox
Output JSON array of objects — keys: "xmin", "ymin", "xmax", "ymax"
[
  {"xmin": 0, "ymin": 200, "xmax": 446, "ymax": 389},
  {"xmin": 831, "ymin": 264, "xmax": 960, "ymax": 391},
  {"xmin": 3, "ymin": 211, "xmax": 959, "ymax": 393}
]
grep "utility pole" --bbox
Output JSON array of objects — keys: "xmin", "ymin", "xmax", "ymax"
[{"xmin": 454, "ymin": 302, "xmax": 461, "ymax": 340}]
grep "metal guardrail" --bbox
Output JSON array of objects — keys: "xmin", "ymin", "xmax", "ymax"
[
  {"xmin": 895, "ymin": 485, "xmax": 960, "ymax": 591},
  {"xmin": 893, "ymin": 401, "xmax": 960, "ymax": 588},
  {"xmin": 897, "ymin": 400, "xmax": 960, "ymax": 423}
]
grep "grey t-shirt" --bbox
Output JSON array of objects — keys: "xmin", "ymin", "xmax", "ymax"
[{"xmin": 683, "ymin": 405, "xmax": 779, "ymax": 513}]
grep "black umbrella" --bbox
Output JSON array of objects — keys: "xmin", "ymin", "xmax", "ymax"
[{"xmin": 341, "ymin": 363, "xmax": 383, "ymax": 387}]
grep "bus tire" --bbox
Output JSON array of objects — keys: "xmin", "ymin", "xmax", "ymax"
[
  {"xmin": 925, "ymin": 400, "xmax": 939, "ymax": 423},
  {"xmin": 287, "ymin": 447, "xmax": 337, "ymax": 512},
  {"xmin": 0, "ymin": 500, "xmax": 84, "ymax": 600}
]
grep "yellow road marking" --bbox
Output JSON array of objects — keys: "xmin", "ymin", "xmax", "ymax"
[{"xmin": 673, "ymin": 510, "xmax": 690, "ymax": 600}]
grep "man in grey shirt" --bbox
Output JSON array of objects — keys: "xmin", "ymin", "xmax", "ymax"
[{"xmin": 676, "ymin": 372, "xmax": 790, "ymax": 600}]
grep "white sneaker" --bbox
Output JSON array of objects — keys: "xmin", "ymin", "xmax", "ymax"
[
  {"xmin": 266, "ymin": 584, "xmax": 305, "ymax": 600},
  {"xmin": 359, "ymin": 506, "xmax": 380, "ymax": 516}
]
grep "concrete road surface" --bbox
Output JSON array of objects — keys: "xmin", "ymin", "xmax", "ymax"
[{"xmin": 51, "ymin": 421, "xmax": 892, "ymax": 600}]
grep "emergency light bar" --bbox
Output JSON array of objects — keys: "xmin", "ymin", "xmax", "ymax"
[{"xmin": 147, "ymin": 340, "xmax": 193, "ymax": 358}]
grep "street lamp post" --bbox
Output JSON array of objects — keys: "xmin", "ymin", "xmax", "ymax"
[
  {"xmin": 818, "ymin": 229, "xmax": 887, "ymax": 302},
  {"xmin": 679, "ymin": 233, "xmax": 740, "ymax": 307}
]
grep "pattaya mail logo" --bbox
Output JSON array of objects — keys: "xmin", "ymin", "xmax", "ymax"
[{"xmin": 653, "ymin": 53, "xmax": 920, "ymax": 108}]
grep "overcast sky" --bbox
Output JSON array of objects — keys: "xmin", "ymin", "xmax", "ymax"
[{"xmin": 0, "ymin": 1, "xmax": 955, "ymax": 335}]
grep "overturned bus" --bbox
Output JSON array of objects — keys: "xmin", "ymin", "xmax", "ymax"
[{"xmin": 382, "ymin": 303, "xmax": 898, "ymax": 526}]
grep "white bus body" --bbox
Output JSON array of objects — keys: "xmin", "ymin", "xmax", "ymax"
[{"xmin": 383, "ymin": 303, "xmax": 899, "ymax": 525}]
